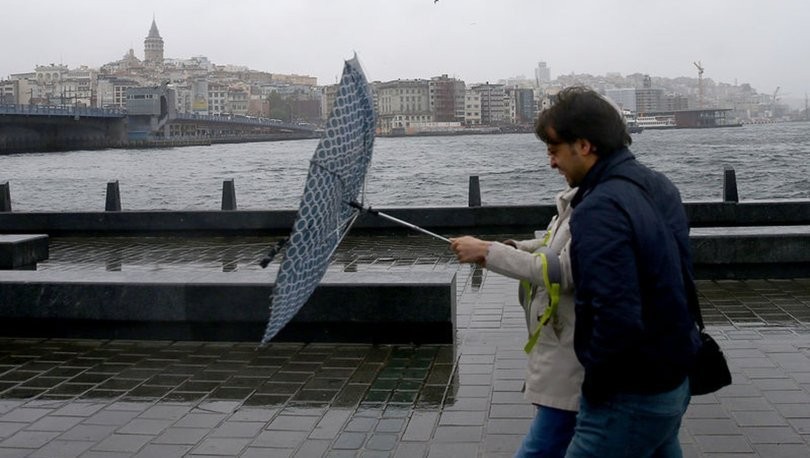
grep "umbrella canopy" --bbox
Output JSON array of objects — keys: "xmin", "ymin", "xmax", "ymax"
[{"xmin": 261, "ymin": 56, "xmax": 375, "ymax": 344}]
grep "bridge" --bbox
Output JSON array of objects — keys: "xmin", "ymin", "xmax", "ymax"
[
  {"xmin": 162, "ymin": 112, "xmax": 321, "ymax": 142},
  {"xmin": 0, "ymin": 104, "xmax": 126, "ymax": 118},
  {"xmin": 0, "ymin": 104, "xmax": 321, "ymax": 153}
]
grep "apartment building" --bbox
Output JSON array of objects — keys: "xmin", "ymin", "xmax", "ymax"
[
  {"xmin": 374, "ymin": 79, "xmax": 433, "ymax": 134},
  {"xmin": 429, "ymin": 75, "xmax": 465, "ymax": 123},
  {"xmin": 464, "ymin": 91, "xmax": 481, "ymax": 125},
  {"xmin": 469, "ymin": 83, "xmax": 506, "ymax": 125}
]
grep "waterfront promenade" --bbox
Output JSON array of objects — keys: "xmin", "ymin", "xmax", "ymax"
[{"xmin": 1, "ymin": 235, "xmax": 809, "ymax": 457}]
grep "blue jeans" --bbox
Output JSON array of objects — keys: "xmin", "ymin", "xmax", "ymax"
[
  {"xmin": 514, "ymin": 405, "xmax": 578, "ymax": 458},
  {"xmin": 565, "ymin": 378, "xmax": 690, "ymax": 458}
]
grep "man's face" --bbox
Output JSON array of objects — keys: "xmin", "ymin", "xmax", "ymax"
[{"xmin": 544, "ymin": 127, "xmax": 594, "ymax": 187}]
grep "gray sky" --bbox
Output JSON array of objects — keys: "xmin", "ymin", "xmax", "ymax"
[{"xmin": 5, "ymin": 0, "xmax": 808, "ymax": 106}]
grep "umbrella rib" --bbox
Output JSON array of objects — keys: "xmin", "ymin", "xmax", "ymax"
[
  {"xmin": 310, "ymin": 159, "xmax": 351, "ymax": 193},
  {"xmin": 328, "ymin": 211, "xmax": 360, "ymax": 260}
]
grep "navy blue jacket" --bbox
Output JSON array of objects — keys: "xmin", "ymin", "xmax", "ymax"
[{"xmin": 570, "ymin": 148, "xmax": 700, "ymax": 401}]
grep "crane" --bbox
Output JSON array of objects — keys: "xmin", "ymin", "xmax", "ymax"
[{"xmin": 693, "ymin": 61, "xmax": 704, "ymax": 108}]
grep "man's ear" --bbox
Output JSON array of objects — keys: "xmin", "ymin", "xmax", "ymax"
[{"xmin": 576, "ymin": 138, "xmax": 595, "ymax": 156}]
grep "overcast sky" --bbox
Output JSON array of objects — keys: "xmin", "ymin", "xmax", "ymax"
[{"xmin": 4, "ymin": 0, "xmax": 808, "ymax": 106}]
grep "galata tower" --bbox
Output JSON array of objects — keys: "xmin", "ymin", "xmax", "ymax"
[{"xmin": 144, "ymin": 18, "xmax": 164, "ymax": 65}]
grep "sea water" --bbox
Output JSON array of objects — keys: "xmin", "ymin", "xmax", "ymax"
[{"xmin": 1, "ymin": 122, "xmax": 808, "ymax": 212}]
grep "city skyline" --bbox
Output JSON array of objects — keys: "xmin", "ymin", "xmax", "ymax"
[{"xmin": 4, "ymin": 0, "xmax": 808, "ymax": 107}]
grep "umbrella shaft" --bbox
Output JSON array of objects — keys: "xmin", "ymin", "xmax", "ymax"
[{"xmin": 374, "ymin": 210, "xmax": 451, "ymax": 243}]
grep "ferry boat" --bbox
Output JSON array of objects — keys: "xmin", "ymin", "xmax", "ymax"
[
  {"xmin": 636, "ymin": 115, "xmax": 677, "ymax": 130},
  {"xmin": 622, "ymin": 110, "xmax": 644, "ymax": 134}
]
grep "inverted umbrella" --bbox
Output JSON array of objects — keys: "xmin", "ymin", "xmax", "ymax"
[
  {"xmin": 260, "ymin": 55, "xmax": 376, "ymax": 344},
  {"xmin": 259, "ymin": 56, "xmax": 453, "ymax": 344}
]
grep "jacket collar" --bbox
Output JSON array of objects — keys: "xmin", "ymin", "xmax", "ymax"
[
  {"xmin": 555, "ymin": 186, "xmax": 578, "ymax": 215},
  {"xmin": 571, "ymin": 147, "xmax": 635, "ymax": 208}
]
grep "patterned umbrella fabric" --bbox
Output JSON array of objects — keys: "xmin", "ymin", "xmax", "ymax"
[{"xmin": 261, "ymin": 56, "xmax": 375, "ymax": 344}]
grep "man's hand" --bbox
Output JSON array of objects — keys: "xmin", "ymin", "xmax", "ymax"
[{"xmin": 449, "ymin": 236, "xmax": 491, "ymax": 267}]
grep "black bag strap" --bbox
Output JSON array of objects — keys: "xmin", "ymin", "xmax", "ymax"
[{"xmin": 607, "ymin": 176, "xmax": 706, "ymax": 331}]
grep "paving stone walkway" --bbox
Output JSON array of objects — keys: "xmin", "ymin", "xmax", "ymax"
[{"xmin": 1, "ymin": 236, "xmax": 809, "ymax": 457}]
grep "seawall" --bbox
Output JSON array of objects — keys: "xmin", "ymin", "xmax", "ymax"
[{"xmin": 1, "ymin": 200, "xmax": 809, "ymax": 235}]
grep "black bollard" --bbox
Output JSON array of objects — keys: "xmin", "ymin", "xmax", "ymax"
[
  {"xmin": 723, "ymin": 166, "xmax": 739, "ymax": 203},
  {"xmin": 468, "ymin": 176, "xmax": 481, "ymax": 207},
  {"xmin": 105, "ymin": 180, "xmax": 121, "ymax": 211},
  {"xmin": 0, "ymin": 181, "xmax": 10, "ymax": 212},
  {"xmin": 222, "ymin": 179, "xmax": 237, "ymax": 211}
]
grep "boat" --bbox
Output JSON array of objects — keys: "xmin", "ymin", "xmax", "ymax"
[
  {"xmin": 622, "ymin": 109, "xmax": 644, "ymax": 134},
  {"xmin": 382, "ymin": 124, "xmax": 501, "ymax": 137},
  {"xmin": 636, "ymin": 114, "xmax": 677, "ymax": 130}
]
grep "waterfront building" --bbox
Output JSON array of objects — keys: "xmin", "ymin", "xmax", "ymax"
[
  {"xmin": 62, "ymin": 66, "xmax": 98, "ymax": 107},
  {"xmin": 0, "ymin": 80, "xmax": 16, "ymax": 104},
  {"xmin": 30, "ymin": 65, "xmax": 68, "ymax": 106},
  {"xmin": 95, "ymin": 77, "xmax": 141, "ymax": 109},
  {"xmin": 191, "ymin": 79, "xmax": 209, "ymax": 114},
  {"xmin": 247, "ymin": 95, "xmax": 271, "ymax": 118},
  {"xmin": 170, "ymin": 83, "xmax": 193, "ymax": 113},
  {"xmin": 509, "ymin": 87, "xmax": 536, "ymax": 124},
  {"xmin": 126, "ymin": 85, "xmax": 176, "ymax": 139},
  {"xmin": 30, "ymin": 65, "xmax": 68, "ymax": 105},
  {"xmin": 428, "ymin": 75, "xmax": 466, "ymax": 123},
  {"xmin": 35, "ymin": 64, "xmax": 68, "ymax": 85},
  {"xmin": 208, "ymin": 82, "xmax": 228, "ymax": 115},
  {"xmin": 469, "ymin": 83, "xmax": 506, "ymax": 125},
  {"xmin": 464, "ymin": 90, "xmax": 481, "ymax": 125},
  {"xmin": 226, "ymin": 85, "xmax": 250, "ymax": 116},
  {"xmin": 504, "ymin": 91, "xmax": 516, "ymax": 124},
  {"xmin": 374, "ymin": 79, "xmax": 433, "ymax": 134},
  {"xmin": 537, "ymin": 87, "xmax": 559, "ymax": 113},
  {"xmin": 674, "ymin": 108, "xmax": 740, "ymax": 128},
  {"xmin": 322, "ymin": 83, "xmax": 340, "ymax": 121}
]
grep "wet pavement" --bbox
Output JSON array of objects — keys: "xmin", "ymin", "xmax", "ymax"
[{"xmin": 1, "ymin": 235, "xmax": 809, "ymax": 457}]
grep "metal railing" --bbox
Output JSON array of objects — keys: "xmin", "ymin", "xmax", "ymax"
[
  {"xmin": 172, "ymin": 112, "xmax": 318, "ymax": 132},
  {"xmin": 0, "ymin": 104, "xmax": 126, "ymax": 118}
]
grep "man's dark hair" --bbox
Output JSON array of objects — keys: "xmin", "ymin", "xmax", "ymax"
[{"xmin": 535, "ymin": 86, "xmax": 631, "ymax": 156}]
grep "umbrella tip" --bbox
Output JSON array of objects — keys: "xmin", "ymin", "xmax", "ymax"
[{"xmin": 259, "ymin": 238, "xmax": 289, "ymax": 268}]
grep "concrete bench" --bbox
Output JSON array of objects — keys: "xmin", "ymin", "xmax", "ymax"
[
  {"xmin": 0, "ymin": 234, "xmax": 49, "ymax": 269},
  {"xmin": 0, "ymin": 270, "xmax": 456, "ymax": 344},
  {"xmin": 690, "ymin": 225, "xmax": 810, "ymax": 279}
]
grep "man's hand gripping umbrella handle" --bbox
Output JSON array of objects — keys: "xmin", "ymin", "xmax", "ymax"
[{"xmin": 349, "ymin": 201, "xmax": 451, "ymax": 243}]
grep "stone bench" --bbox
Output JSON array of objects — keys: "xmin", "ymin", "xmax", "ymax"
[
  {"xmin": 690, "ymin": 225, "xmax": 810, "ymax": 279},
  {"xmin": 0, "ymin": 234, "xmax": 49, "ymax": 270},
  {"xmin": 0, "ymin": 270, "xmax": 456, "ymax": 344}
]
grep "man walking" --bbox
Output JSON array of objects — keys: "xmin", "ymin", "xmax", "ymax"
[{"xmin": 535, "ymin": 86, "xmax": 701, "ymax": 457}]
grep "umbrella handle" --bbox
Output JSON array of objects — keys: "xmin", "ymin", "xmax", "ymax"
[{"xmin": 349, "ymin": 201, "xmax": 451, "ymax": 243}]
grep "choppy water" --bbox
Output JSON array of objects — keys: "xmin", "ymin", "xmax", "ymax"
[{"xmin": 1, "ymin": 122, "xmax": 808, "ymax": 211}]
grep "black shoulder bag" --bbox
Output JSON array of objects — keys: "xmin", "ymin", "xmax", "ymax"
[{"xmin": 683, "ymin": 266, "xmax": 732, "ymax": 395}]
